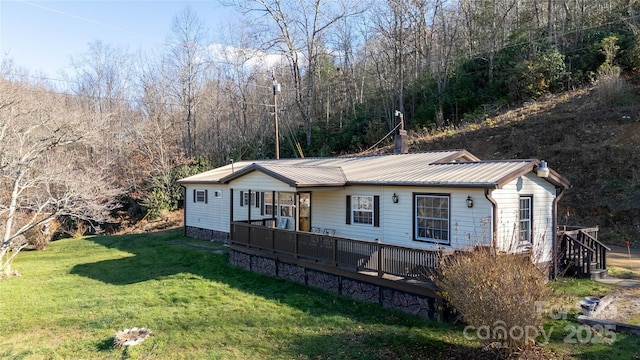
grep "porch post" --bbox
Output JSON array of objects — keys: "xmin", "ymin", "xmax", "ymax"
[
  {"xmin": 271, "ymin": 191, "xmax": 276, "ymax": 224},
  {"xmin": 248, "ymin": 190, "xmax": 252, "ymax": 224},
  {"xmin": 378, "ymin": 245, "xmax": 384, "ymax": 278}
]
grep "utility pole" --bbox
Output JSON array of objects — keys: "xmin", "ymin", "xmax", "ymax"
[{"xmin": 272, "ymin": 71, "xmax": 281, "ymax": 159}]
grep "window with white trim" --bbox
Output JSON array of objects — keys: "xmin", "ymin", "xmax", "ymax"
[
  {"xmin": 519, "ymin": 196, "xmax": 532, "ymax": 243},
  {"xmin": 264, "ymin": 192, "xmax": 274, "ymax": 215},
  {"xmin": 351, "ymin": 195, "xmax": 374, "ymax": 225},
  {"xmin": 415, "ymin": 194, "xmax": 449, "ymax": 244},
  {"xmin": 195, "ymin": 190, "xmax": 206, "ymax": 203},
  {"xmin": 279, "ymin": 192, "xmax": 295, "ymax": 217}
]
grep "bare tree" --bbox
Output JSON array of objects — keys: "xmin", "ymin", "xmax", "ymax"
[
  {"xmin": 0, "ymin": 79, "xmax": 120, "ymax": 277},
  {"xmin": 229, "ymin": 0, "xmax": 361, "ymax": 147},
  {"xmin": 70, "ymin": 40, "xmax": 134, "ymax": 177},
  {"xmin": 132, "ymin": 52, "xmax": 187, "ymax": 187},
  {"xmin": 166, "ymin": 5, "xmax": 210, "ymax": 158}
]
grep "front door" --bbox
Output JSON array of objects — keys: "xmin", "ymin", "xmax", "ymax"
[{"xmin": 298, "ymin": 192, "xmax": 311, "ymax": 232}]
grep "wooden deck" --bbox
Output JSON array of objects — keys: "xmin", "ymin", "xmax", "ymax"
[
  {"xmin": 230, "ymin": 220, "xmax": 441, "ymax": 290},
  {"xmin": 233, "ymin": 221, "xmax": 607, "ymax": 281}
]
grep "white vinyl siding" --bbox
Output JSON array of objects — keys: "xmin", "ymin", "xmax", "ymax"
[
  {"xmin": 183, "ymin": 173, "xmax": 557, "ymax": 263},
  {"xmin": 308, "ymin": 186, "xmax": 492, "ymax": 251},
  {"xmin": 184, "ymin": 182, "xmax": 496, "ymax": 252},
  {"xmin": 230, "ymin": 171, "xmax": 291, "ymax": 224},
  {"xmin": 184, "ymin": 185, "xmax": 229, "ymax": 233},
  {"xmin": 492, "ymin": 173, "xmax": 556, "ymax": 263}
]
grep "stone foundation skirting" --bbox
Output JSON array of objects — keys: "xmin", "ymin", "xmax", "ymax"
[
  {"xmin": 185, "ymin": 226, "xmax": 230, "ymax": 244},
  {"xmin": 229, "ymin": 249, "xmax": 441, "ymax": 321}
]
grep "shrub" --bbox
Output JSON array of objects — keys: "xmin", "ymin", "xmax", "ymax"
[
  {"xmin": 435, "ymin": 246, "xmax": 548, "ymax": 357},
  {"xmin": 593, "ymin": 66, "xmax": 632, "ymax": 107},
  {"xmin": 143, "ymin": 156, "xmax": 212, "ymax": 220},
  {"xmin": 144, "ymin": 188, "xmax": 172, "ymax": 220},
  {"xmin": 592, "ymin": 35, "xmax": 634, "ymax": 107},
  {"xmin": 24, "ymin": 219, "xmax": 60, "ymax": 250}
]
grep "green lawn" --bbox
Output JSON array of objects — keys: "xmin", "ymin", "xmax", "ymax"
[{"xmin": 0, "ymin": 229, "xmax": 638, "ymax": 359}]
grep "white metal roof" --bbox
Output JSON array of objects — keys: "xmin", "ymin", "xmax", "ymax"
[{"xmin": 177, "ymin": 150, "xmax": 570, "ymax": 189}]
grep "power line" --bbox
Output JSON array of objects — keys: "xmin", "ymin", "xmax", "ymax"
[{"xmin": 18, "ymin": 0, "xmax": 164, "ymax": 44}]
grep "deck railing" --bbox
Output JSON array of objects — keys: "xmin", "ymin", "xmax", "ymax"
[
  {"xmin": 560, "ymin": 233, "xmax": 595, "ymax": 276},
  {"xmin": 230, "ymin": 221, "xmax": 441, "ymax": 281},
  {"xmin": 558, "ymin": 226, "xmax": 609, "ymax": 276}
]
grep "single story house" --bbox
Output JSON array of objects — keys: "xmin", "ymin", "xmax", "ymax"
[{"xmin": 178, "ymin": 149, "xmax": 570, "ymax": 266}]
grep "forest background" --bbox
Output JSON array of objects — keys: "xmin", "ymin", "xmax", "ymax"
[{"xmin": 2, "ymin": 0, "xmax": 640, "ymax": 264}]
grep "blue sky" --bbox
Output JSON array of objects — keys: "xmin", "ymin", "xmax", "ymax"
[{"xmin": 0, "ymin": 0, "xmax": 236, "ymax": 79}]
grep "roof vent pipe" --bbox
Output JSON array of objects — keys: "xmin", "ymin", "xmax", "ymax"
[{"xmin": 537, "ymin": 160, "xmax": 550, "ymax": 178}]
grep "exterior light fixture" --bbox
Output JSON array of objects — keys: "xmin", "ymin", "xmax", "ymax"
[
  {"xmin": 392, "ymin": 193, "xmax": 399, "ymax": 203},
  {"xmin": 536, "ymin": 160, "xmax": 550, "ymax": 178},
  {"xmin": 466, "ymin": 195, "xmax": 473, "ymax": 208}
]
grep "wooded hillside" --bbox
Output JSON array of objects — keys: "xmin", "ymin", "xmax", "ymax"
[
  {"xmin": 2, "ymin": 0, "xmax": 639, "ymax": 244},
  {"xmin": 407, "ymin": 86, "xmax": 640, "ymax": 244}
]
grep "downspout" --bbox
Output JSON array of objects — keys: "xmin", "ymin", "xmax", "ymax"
[
  {"xmin": 484, "ymin": 188, "xmax": 498, "ymax": 248},
  {"xmin": 551, "ymin": 187, "xmax": 566, "ymax": 280},
  {"xmin": 230, "ymin": 189, "xmax": 234, "ymax": 241},
  {"xmin": 180, "ymin": 184, "xmax": 187, "ymax": 237}
]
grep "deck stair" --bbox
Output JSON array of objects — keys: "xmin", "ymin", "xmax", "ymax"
[{"xmin": 558, "ymin": 227, "xmax": 610, "ymax": 280}]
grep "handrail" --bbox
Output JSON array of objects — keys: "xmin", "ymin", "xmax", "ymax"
[
  {"xmin": 578, "ymin": 230, "xmax": 609, "ymax": 271},
  {"xmin": 561, "ymin": 233, "xmax": 595, "ymax": 276},
  {"xmin": 231, "ymin": 220, "xmax": 446, "ymax": 254},
  {"xmin": 557, "ymin": 226, "xmax": 600, "ymax": 236},
  {"xmin": 578, "ymin": 230, "xmax": 611, "ymax": 251},
  {"xmin": 563, "ymin": 234, "xmax": 594, "ymax": 253},
  {"xmin": 230, "ymin": 221, "xmax": 441, "ymax": 281}
]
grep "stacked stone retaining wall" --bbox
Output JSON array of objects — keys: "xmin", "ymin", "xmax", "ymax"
[
  {"xmin": 185, "ymin": 226, "xmax": 229, "ymax": 244},
  {"xmin": 230, "ymin": 249, "xmax": 442, "ymax": 321}
]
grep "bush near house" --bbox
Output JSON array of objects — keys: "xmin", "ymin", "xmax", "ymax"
[{"xmin": 435, "ymin": 246, "xmax": 549, "ymax": 357}]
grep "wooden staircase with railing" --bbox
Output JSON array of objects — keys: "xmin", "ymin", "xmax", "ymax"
[{"xmin": 558, "ymin": 227, "xmax": 610, "ymax": 280}]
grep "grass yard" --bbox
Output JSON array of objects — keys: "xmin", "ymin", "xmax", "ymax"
[{"xmin": 0, "ymin": 229, "xmax": 638, "ymax": 359}]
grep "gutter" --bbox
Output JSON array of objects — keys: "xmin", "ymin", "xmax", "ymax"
[
  {"xmin": 180, "ymin": 184, "xmax": 187, "ymax": 237},
  {"xmin": 551, "ymin": 187, "xmax": 566, "ymax": 279},
  {"xmin": 484, "ymin": 188, "xmax": 498, "ymax": 248}
]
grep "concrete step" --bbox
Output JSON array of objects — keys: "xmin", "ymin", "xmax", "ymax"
[{"xmin": 589, "ymin": 269, "xmax": 608, "ymax": 280}]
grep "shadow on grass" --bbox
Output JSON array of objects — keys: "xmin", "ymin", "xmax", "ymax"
[
  {"xmin": 71, "ymin": 229, "xmax": 435, "ymax": 327},
  {"xmin": 563, "ymin": 332, "xmax": 640, "ymax": 360},
  {"xmin": 69, "ymin": 229, "xmax": 509, "ymax": 358},
  {"xmin": 291, "ymin": 329, "xmax": 499, "ymax": 360},
  {"xmin": 70, "ymin": 229, "xmax": 208, "ymax": 285},
  {"xmin": 96, "ymin": 337, "xmax": 115, "ymax": 352}
]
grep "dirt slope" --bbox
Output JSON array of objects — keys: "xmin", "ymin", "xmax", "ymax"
[{"xmin": 407, "ymin": 86, "xmax": 640, "ymax": 245}]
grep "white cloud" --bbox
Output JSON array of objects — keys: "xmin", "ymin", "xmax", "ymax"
[{"xmin": 207, "ymin": 44, "xmax": 286, "ymax": 70}]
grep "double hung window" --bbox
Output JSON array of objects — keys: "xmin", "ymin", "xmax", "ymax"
[
  {"xmin": 519, "ymin": 196, "xmax": 532, "ymax": 243},
  {"xmin": 351, "ymin": 195, "xmax": 374, "ymax": 225},
  {"xmin": 415, "ymin": 194, "xmax": 449, "ymax": 244}
]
